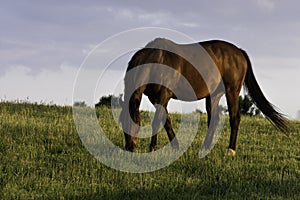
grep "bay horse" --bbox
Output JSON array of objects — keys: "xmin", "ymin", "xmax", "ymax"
[{"xmin": 119, "ymin": 38, "xmax": 288, "ymax": 155}]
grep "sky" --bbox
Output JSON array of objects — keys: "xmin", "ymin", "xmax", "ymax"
[{"xmin": 0, "ymin": 0, "xmax": 300, "ymax": 119}]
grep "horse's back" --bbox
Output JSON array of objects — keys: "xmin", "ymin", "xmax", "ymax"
[
  {"xmin": 199, "ymin": 40, "xmax": 248, "ymax": 85},
  {"xmin": 125, "ymin": 38, "xmax": 248, "ymax": 101}
]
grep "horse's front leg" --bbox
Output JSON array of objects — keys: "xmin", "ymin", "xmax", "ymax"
[
  {"xmin": 150, "ymin": 105, "xmax": 163, "ymax": 151},
  {"xmin": 150, "ymin": 105, "xmax": 178, "ymax": 151},
  {"xmin": 164, "ymin": 115, "xmax": 179, "ymax": 149}
]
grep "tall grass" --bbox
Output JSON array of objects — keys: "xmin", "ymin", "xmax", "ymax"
[{"xmin": 0, "ymin": 102, "xmax": 299, "ymax": 199}]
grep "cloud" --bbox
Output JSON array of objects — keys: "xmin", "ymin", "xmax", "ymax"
[
  {"xmin": 256, "ymin": 0, "xmax": 275, "ymax": 10},
  {"xmin": 0, "ymin": 64, "xmax": 77, "ymax": 105},
  {"xmin": 0, "ymin": 36, "xmax": 85, "ymax": 75},
  {"xmin": 0, "ymin": 63, "xmax": 126, "ymax": 106},
  {"xmin": 177, "ymin": 22, "xmax": 199, "ymax": 28},
  {"xmin": 1, "ymin": 1, "xmax": 300, "ymax": 118},
  {"xmin": 107, "ymin": 6, "xmax": 201, "ymax": 28},
  {"xmin": 108, "ymin": 7, "xmax": 172, "ymax": 26}
]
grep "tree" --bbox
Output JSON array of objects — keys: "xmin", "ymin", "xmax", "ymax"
[
  {"xmin": 198, "ymin": 95, "xmax": 260, "ymax": 116},
  {"xmin": 73, "ymin": 101, "xmax": 87, "ymax": 107},
  {"xmin": 239, "ymin": 95, "xmax": 252, "ymax": 115},
  {"xmin": 194, "ymin": 108, "xmax": 203, "ymax": 114},
  {"xmin": 219, "ymin": 104, "xmax": 228, "ymax": 115},
  {"xmin": 95, "ymin": 94, "xmax": 122, "ymax": 108},
  {"xmin": 239, "ymin": 95, "xmax": 260, "ymax": 116}
]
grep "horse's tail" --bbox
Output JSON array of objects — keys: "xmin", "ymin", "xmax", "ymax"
[{"xmin": 241, "ymin": 49, "xmax": 289, "ymax": 132}]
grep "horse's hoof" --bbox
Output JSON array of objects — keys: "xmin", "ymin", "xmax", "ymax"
[
  {"xmin": 171, "ymin": 139, "xmax": 179, "ymax": 150},
  {"xmin": 125, "ymin": 144, "xmax": 135, "ymax": 152},
  {"xmin": 150, "ymin": 146, "xmax": 157, "ymax": 152},
  {"xmin": 227, "ymin": 148, "xmax": 236, "ymax": 156}
]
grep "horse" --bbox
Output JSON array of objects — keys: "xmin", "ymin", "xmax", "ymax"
[{"xmin": 119, "ymin": 38, "xmax": 288, "ymax": 155}]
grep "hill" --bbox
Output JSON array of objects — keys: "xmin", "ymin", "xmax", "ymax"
[{"xmin": 0, "ymin": 102, "xmax": 299, "ymax": 199}]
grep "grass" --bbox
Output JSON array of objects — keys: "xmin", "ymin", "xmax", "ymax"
[{"xmin": 0, "ymin": 102, "xmax": 299, "ymax": 199}]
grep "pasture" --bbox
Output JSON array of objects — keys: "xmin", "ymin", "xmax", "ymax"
[{"xmin": 0, "ymin": 102, "xmax": 299, "ymax": 199}]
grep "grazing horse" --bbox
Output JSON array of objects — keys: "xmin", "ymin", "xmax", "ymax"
[{"xmin": 119, "ymin": 38, "xmax": 288, "ymax": 155}]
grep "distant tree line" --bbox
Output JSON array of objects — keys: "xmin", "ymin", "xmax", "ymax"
[
  {"xmin": 94, "ymin": 94, "xmax": 261, "ymax": 116},
  {"xmin": 238, "ymin": 95, "xmax": 261, "ymax": 116},
  {"xmin": 95, "ymin": 94, "xmax": 122, "ymax": 108},
  {"xmin": 73, "ymin": 101, "xmax": 87, "ymax": 107},
  {"xmin": 195, "ymin": 95, "xmax": 261, "ymax": 116},
  {"xmin": 73, "ymin": 95, "xmax": 122, "ymax": 108}
]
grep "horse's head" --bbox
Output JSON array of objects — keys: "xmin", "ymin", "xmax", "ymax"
[{"xmin": 119, "ymin": 98, "xmax": 139, "ymax": 151}]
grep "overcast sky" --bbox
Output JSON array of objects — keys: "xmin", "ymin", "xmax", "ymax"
[{"xmin": 0, "ymin": 0, "xmax": 299, "ymax": 118}]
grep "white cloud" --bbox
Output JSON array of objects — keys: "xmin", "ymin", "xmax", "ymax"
[
  {"xmin": 0, "ymin": 43, "xmax": 38, "ymax": 63},
  {"xmin": 82, "ymin": 44, "xmax": 98, "ymax": 55},
  {"xmin": 109, "ymin": 7, "xmax": 201, "ymax": 29},
  {"xmin": 0, "ymin": 63, "xmax": 127, "ymax": 106},
  {"xmin": 256, "ymin": 0, "xmax": 275, "ymax": 10},
  {"xmin": 0, "ymin": 65, "xmax": 77, "ymax": 105},
  {"xmin": 109, "ymin": 7, "xmax": 172, "ymax": 26},
  {"xmin": 119, "ymin": 9, "xmax": 135, "ymax": 19},
  {"xmin": 1, "ymin": 0, "xmax": 300, "ymax": 119},
  {"xmin": 137, "ymin": 12, "xmax": 170, "ymax": 26},
  {"xmin": 252, "ymin": 56, "xmax": 300, "ymax": 119},
  {"xmin": 177, "ymin": 22, "xmax": 199, "ymax": 28}
]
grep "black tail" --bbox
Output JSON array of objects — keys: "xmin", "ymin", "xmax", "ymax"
[{"xmin": 241, "ymin": 49, "xmax": 289, "ymax": 132}]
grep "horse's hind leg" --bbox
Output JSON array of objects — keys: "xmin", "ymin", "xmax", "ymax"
[
  {"xmin": 150, "ymin": 103, "xmax": 178, "ymax": 151},
  {"xmin": 203, "ymin": 91, "xmax": 223, "ymax": 150},
  {"xmin": 149, "ymin": 94, "xmax": 177, "ymax": 151},
  {"xmin": 226, "ymin": 91, "xmax": 241, "ymax": 156},
  {"xmin": 206, "ymin": 96, "xmax": 212, "ymax": 128},
  {"xmin": 150, "ymin": 104, "xmax": 166, "ymax": 151},
  {"xmin": 163, "ymin": 114, "xmax": 179, "ymax": 149}
]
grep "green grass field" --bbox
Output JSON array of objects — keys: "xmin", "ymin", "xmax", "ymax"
[{"xmin": 0, "ymin": 102, "xmax": 299, "ymax": 199}]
